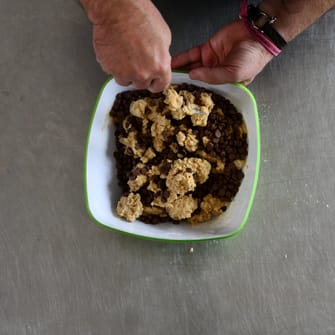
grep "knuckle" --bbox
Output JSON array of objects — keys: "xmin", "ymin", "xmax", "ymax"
[
  {"xmin": 113, "ymin": 69, "xmax": 126, "ymax": 78},
  {"xmin": 149, "ymin": 85, "xmax": 164, "ymax": 93},
  {"xmin": 154, "ymin": 59, "xmax": 171, "ymax": 75},
  {"xmin": 133, "ymin": 81, "xmax": 149, "ymax": 90},
  {"xmin": 114, "ymin": 77, "xmax": 130, "ymax": 86},
  {"xmin": 228, "ymin": 69, "xmax": 243, "ymax": 83},
  {"xmin": 149, "ymin": 79, "xmax": 168, "ymax": 93},
  {"xmin": 133, "ymin": 70, "xmax": 151, "ymax": 83}
]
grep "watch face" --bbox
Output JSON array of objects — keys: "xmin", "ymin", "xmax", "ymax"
[
  {"xmin": 253, "ymin": 12, "xmax": 269, "ymax": 29},
  {"xmin": 246, "ymin": 5, "xmax": 286, "ymax": 49},
  {"xmin": 248, "ymin": 5, "xmax": 277, "ymax": 30}
]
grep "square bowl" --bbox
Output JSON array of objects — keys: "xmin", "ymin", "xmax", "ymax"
[{"xmin": 84, "ymin": 72, "xmax": 260, "ymax": 242}]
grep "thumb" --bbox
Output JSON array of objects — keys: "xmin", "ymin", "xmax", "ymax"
[{"xmin": 189, "ymin": 67, "xmax": 238, "ymax": 85}]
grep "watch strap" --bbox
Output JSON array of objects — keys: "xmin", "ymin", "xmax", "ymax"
[
  {"xmin": 239, "ymin": 0, "xmax": 286, "ymax": 56},
  {"xmin": 247, "ymin": 4, "xmax": 287, "ymax": 50}
]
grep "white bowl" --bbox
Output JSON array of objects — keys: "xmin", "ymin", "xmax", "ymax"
[{"xmin": 84, "ymin": 72, "xmax": 260, "ymax": 242}]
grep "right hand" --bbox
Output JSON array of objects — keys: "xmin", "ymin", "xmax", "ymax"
[
  {"xmin": 172, "ymin": 20, "xmax": 273, "ymax": 86},
  {"xmin": 90, "ymin": 0, "xmax": 172, "ymax": 92}
]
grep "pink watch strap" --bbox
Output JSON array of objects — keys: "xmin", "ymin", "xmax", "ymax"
[{"xmin": 240, "ymin": 0, "xmax": 282, "ymax": 56}]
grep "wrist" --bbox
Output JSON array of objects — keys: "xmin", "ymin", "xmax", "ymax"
[
  {"xmin": 240, "ymin": 1, "xmax": 286, "ymax": 56},
  {"xmin": 81, "ymin": 0, "xmax": 116, "ymax": 24},
  {"xmin": 257, "ymin": 1, "xmax": 297, "ymax": 41},
  {"xmin": 258, "ymin": 0, "xmax": 332, "ymax": 42},
  {"xmin": 81, "ymin": 0, "xmax": 146, "ymax": 25}
]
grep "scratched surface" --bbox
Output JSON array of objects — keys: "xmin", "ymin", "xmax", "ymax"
[{"xmin": 0, "ymin": 0, "xmax": 335, "ymax": 334}]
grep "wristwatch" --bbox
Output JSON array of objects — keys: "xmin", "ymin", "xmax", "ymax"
[{"xmin": 247, "ymin": 4, "xmax": 287, "ymax": 50}]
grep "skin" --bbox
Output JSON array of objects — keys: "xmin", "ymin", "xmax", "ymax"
[
  {"xmin": 171, "ymin": 19, "xmax": 273, "ymax": 85},
  {"xmin": 81, "ymin": 0, "xmax": 172, "ymax": 92},
  {"xmin": 81, "ymin": 0, "xmax": 335, "ymax": 90},
  {"xmin": 172, "ymin": 0, "xmax": 335, "ymax": 84}
]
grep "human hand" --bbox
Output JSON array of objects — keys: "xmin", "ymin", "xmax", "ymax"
[
  {"xmin": 172, "ymin": 20, "xmax": 274, "ymax": 85},
  {"xmin": 88, "ymin": 0, "xmax": 172, "ymax": 92}
]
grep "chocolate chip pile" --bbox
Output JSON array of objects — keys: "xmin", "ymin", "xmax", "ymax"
[{"xmin": 110, "ymin": 83, "xmax": 248, "ymax": 225}]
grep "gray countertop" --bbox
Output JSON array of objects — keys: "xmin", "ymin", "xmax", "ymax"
[{"xmin": 1, "ymin": 1, "xmax": 335, "ymax": 334}]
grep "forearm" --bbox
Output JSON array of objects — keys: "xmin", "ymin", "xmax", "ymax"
[
  {"xmin": 259, "ymin": 0, "xmax": 335, "ymax": 41},
  {"xmin": 80, "ymin": 0, "xmax": 152, "ymax": 24}
]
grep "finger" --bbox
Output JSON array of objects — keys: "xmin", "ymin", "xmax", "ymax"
[
  {"xmin": 132, "ymin": 78, "xmax": 153, "ymax": 90},
  {"xmin": 148, "ymin": 71, "xmax": 172, "ymax": 93},
  {"xmin": 175, "ymin": 61, "xmax": 204, "ymax": 72},
  {"xmin": 189, "ymin": 67, "xmax": 239, "ymax": 85},
  {"xmin": 171, "ymin": 46, "xmax": 202, "ymax": 69},
  {"xmin": 239, "ymin": 77, "xmax": 254, "ymax": 86},
  {"xmin": 114, "ymin": 76, "xmax": 132, "ymax": 87},
  {"xmin": 188, "ymin": 61, "xmax": 203, "ymax": 70}
]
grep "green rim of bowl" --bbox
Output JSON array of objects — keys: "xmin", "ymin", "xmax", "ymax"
[{"xmin": 83, "ymin": 76, "xmax": 261, "ymax": 243}]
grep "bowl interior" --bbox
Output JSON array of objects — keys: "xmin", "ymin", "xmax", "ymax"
[{"xmin": 84, "ymin": 72, "xmax": 260, "ymax": 241}]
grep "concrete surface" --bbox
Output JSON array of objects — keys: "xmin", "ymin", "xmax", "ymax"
[{"xmin": 1, "ymin": 0, "xmax": 335, "ymax": 334}]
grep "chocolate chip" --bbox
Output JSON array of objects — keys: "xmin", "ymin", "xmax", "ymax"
[
  {"xmin": 128, "ymin": 172, "xmax": 137, "ymax": 180},
  {"xmin": 218, "ymin": 188, "xmax": 225, "ymax": 197},
  {"xmin": 134, "ymin": 168, "xmax": 141, "ymax": 176},
  {"xmin": 140, "ymin": 167, "xmax": 149, "ymax": 174},
  {"xmin": 207, "ymin": 142, "xmax": 214, "ymax": 150},
  {"xmin": 160, "ymin": 162, "xmax": 172, "ymax": 175},
  {"xmin": 161, "ymin": 190, "xmax": 170, "ymax": 202},
  {"xmin": 125, "ymin": 148, "xmax": 133, "ymax": 156},
  {"xmin": 162, "ymin": 130, "xmax": 169, "ymax": 138},
  {"xmin": 139, "ymin": 188, "xmax": 154, "ymax": 206}
]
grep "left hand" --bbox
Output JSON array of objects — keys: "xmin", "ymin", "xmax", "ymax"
[{"xmin": 171, "ymin": 20, "xmax": 274, "ymax": 85}]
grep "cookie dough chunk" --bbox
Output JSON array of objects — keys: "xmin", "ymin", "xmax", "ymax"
[
  {"xmin": 122, "ymin": 116, "xmax": 132, "ymax": 132},
  {"xmin": 197, "ymin": 150, "xmax": 225, "ymax": 173},
  {"xmin": 147, "ymin": 180, "xmax": 160, "ymax": 194},
  {"xmin": 128, "ymin": 174, "xmax": 148, "ymax": 192},
  {"xmin": 148, "ymin": 165, "xmax": 161, "ymax": 177},
  {"xmin": 130, "ymin": 99, "xmax": 147, "ymax": 118},
  {"xmin": 176, "ymin": 129, "xmax": 199, "ymax": 152},
  {"xmin": 149, "ymin": 113, "xmax": 174, "ymax": 152},
  {"xmin": 143, "ymin": 206, "xmax": 167, "ymax": 217},
  {"xmin": 190, "ymin": 195, "xmax": 229, "ymax": 225},
  {"xmin": 200, "ymin": 92, "xmax": 214, "ymax": 111},
  {"xmin": 176, "ymin": 131, "xmax": 186, "ymax": 147},
  {"xmin": 166, "ymin": 158, "xmax": 211, "ymax": 195},
  {"xmin": 168, "ymin": 169, "xmax": 196, "ymax": 196},
  {"xmin": 190, "ymin": 107, "xmax": 209, "ymax": 127},
  {"xmin": 213, "ymin": 160, "xmax": 225, "ymax": 173},
  {"xmin": 188, "ymin": 93, "xmax": 214, "ymax": 127},
  {"xmin": 239, "ymin": 121, "xmax": 248, "ymax": 137},
  {"xmin": 188, "ymin": 158, "xmax": 212, "ymax": 183},
  {"xmin": 164, "ymin": 87, "xmax": 191, "ymax": 120},
  {"xmin": 164, "ymin": 87, "xmax": 184, "ymax": 111},
  {"xmin": 116, "ymin": 193, "xmax": 143, "ymax": 222},
  {"xmin": 233, "ymin": 159, "xmax": 246, "ymax": 170},
  {"xmin": 179, "ymin": 90, "xmax": 196, "ymax": 104},
  {"xmin": 119, "ymin": 131, "xmax": 144, "ymax": 158},
  {"xmin": 166, "ymin": 195, "xmax": 198, "ymax": 220},
  {"xmin": 200, "ymin": 194, "xmax": 227, "ymax": 215},
  {"xmin": 141, "ymin": 147, "xmax": 156, "ymax": 163},
  {"xmin": 141, "ymin": 118, "xmax": 149, "ymax": 135},
  {"xmin": 202, "ymin": 136, "xmax": 210, "ymax": 146}
]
